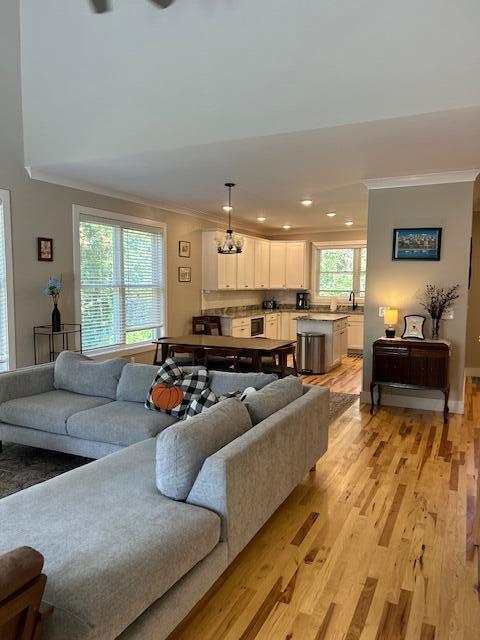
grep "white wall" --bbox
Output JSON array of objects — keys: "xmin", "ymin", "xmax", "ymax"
[
  {"xmin": 0, "ymin": 1, "xmax": 210, "ymax": 367},
  {"xmin": 362, "ymin": 181, "xmax": 475, "ymax": 413}
]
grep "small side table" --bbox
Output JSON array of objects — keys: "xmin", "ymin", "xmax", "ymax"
[{"xmin": 34, "ymin": 324, "xmax": 83, "ymax": 364}]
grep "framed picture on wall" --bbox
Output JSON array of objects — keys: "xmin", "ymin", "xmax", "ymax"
[
  {"xmin": 178, "ymin": 241, "xmax": 191, "ymax": 258},
  {"xmin": 392, "ymin": 228, "xmax": 442, "ymax": 261},
  {"xmin": 178, "ymin": 266, "xmax": 191, "ymax": 283},
  {"xmin": 37, "ymin": 237, "xmax": 53, "ymax": 261}
]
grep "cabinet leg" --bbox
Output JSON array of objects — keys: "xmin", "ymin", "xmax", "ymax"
[
  {"xmin": 370, "ymin": 383, "xmax": 375, "ymax": 415},
  {"xmin": 443, "ymin": 387, "xmax": 450, "ymax": 423}
]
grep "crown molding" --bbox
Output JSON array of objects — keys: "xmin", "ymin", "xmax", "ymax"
[
  {"xmin": 363, "ymin": 170, "xmax": 480, "ymax": 190},
  {"xmin": 25, "ymin": 166, "xmax": 262, "ymax": 235}
]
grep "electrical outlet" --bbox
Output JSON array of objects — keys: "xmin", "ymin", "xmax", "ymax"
[{"xmin": 379, "ymin": 306, "xmax": 386, "ymax": 318}]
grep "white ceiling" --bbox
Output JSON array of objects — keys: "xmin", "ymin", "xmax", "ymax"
[{"xmin": 20, "ymin": 0, "xmax": 480, "ymax": 232}]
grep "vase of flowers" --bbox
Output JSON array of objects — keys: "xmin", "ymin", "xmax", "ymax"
[
  {"xmin": 43, "ymin": 277, "xmax": 64, "ymax": 332},
  {"xmin": 417, "ymin": 283, "xmax": 460, "ymax": 339}
]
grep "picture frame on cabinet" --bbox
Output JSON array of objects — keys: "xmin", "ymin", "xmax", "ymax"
[{"xmin": 401, "ymin": 314, "xmax": 426, "ymax": 340}]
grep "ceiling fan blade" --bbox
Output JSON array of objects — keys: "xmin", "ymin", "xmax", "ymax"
[
  {"xmin": 90, "ymin": 0, "xmax": 110, "ymax": 12},
  {"xmin": 149, "ymin": 0, "xmax": 176, "ymax": 7}
]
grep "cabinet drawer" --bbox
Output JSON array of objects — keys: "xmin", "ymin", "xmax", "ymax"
[{"xmin": 375, "ymin": 346, "xmax": 409, "ymax": 357}]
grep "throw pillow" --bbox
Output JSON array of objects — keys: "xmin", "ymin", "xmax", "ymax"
[
  {"xmin": 146, "ymin": 362, "xmax": 209, "ymax": 418},
  {"xmin": 185, "ymin": 388, "xmax": 218, "ymax": 419}
]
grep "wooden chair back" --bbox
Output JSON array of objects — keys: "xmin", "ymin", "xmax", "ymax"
[
  {"xmin": 0, "ymin": 547, "xmax": 53, "ymax": 640},
  {"xmin": 191, "ymin": 316, "xmax": 222, "ymax": 336}
]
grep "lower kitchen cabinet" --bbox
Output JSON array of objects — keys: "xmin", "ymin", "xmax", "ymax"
[{"xmin": 347, "ymin": 315, "xmax": 364, "ymax": 350}]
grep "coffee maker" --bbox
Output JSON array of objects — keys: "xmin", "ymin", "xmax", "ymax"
[{"xmin": 296, "ymin": 292, "xmax": 310, "ymax": 310}]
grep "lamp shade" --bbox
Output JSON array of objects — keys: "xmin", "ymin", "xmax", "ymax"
[{"xmin": 384, "ymin": 308, "xmax": 398, "ymax": 325}]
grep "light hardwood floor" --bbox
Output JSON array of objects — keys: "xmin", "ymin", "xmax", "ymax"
[
  {"xmin": 168, "ymin": 375, "xmax": 480, "ymax": 640},
  {"xmin": 301, "ymin": 354, "xmax": 363, "ymax": 394}
]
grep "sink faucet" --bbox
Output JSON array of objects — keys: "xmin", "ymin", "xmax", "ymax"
[{"xmin": 349, "ymin": 290, "xmax": 357, "ymax": 311}]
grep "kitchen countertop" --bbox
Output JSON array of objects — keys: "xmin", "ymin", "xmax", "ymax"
[
  {"xmin": 296, "ymin": 314, "xmax": 350, "ymax": 321},
  {"xmin": 218, "ymin": 308, "xmax": 364, "ymax": 320}
]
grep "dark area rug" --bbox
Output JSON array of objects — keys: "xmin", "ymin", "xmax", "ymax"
[
  {"xmin": 0, "ymin": 392, "xmax": 358, "ymax": 499},
  {"xmin": 329, "ymin": 391, "xmax": 358, "ymax": 423}
]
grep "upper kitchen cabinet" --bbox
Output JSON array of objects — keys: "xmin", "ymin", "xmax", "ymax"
[
  {"xmin": 254, "ymin": 239, "xmax": 270, "ymax": 289},
  {"xmin": 202, "ymin": 231, "xmax": 237, "ymax": 290},
  {"xmin": 237, "ymin": 236, "xmax": 255, "ymax": 289},
  {"xmin": 269, "ymin": 241, "xmax": 309, "ymax": 289}
]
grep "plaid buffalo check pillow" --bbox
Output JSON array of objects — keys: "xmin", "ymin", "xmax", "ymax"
[
  {"xmin": 185, "ymin": 388, "xmax": 218, "ymax": 419},
  {"xmin": 145, "ymin": 359, "xmax": 209, "ymax": 419}
]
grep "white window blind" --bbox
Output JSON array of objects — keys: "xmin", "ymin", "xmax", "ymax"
[
  {"xmin": 79, "ymin": 215, "xmax": 165, "ymax": 351},
  {"xmin": 314, "ymin": 245, "xmax": 367, "ymax": 299},
  {"xmin": 0, "ymin": 196, "xmax": 9, "ymax": 371}
]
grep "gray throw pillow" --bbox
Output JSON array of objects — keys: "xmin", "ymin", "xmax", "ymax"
[
  {"xmin": 156, "ymin": 397, "xmax": 252, "ymax": 500},
  {"xmin": 54, "ymin": 351, "xmax": 126, "ymax": 400},
  {"xmin": 244, "ymin": 375, "xmax": 303, "ymax": 425}
]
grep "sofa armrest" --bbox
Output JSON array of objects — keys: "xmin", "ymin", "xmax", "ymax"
[
  {"xmin": 0, "ymin": 363, "xmax": 55, "ymax": 404},
  {"xmin": 187, "ymin": 386, "xmax": 329, "ymax": 561}
]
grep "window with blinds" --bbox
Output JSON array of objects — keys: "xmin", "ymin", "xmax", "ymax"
[
  {"xmin": 79, "ymin": 215, "xmax": 165, "ymax": 351},
  {"xmin": 0, "ymin": 193, "xmax": 11, "ymax": 371}
]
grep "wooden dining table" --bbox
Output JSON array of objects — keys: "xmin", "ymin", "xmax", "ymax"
[{"xmin": 153, "ymin": 335, "xmax": 297, "ymax": 376}]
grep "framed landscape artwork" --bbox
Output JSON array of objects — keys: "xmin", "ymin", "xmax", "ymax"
[{"xmin": 392, "ymin": 228, "xmax": 442, "ymax": 261}]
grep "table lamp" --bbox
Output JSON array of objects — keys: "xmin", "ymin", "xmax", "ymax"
[{"xmin": 384, "ymin": 308, "xmax": 398, "ymax": 338}]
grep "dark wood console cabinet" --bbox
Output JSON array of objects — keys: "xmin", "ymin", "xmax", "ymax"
[{"xmin": 370, "ymin": 338, "xmax": 450, "ymax": 422}]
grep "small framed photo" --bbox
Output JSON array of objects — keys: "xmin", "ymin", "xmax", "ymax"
[
  {"xmin": 178, "ymin": 241, "xmax": 191, "ymax": 258},
  {"xmin": 401, "ymin": 314, "xmax": 426, "ymax": 340},
  {"xmin": 37, "ymin": 237, "xmax": 53, "ymax": 262},
  {"xmin": 178, "ymin": 266, "xmax": 191, "ymax": 283},
  {"xmin": 392, "ymin": 228, "xmax": 442, "ymax": 261}
]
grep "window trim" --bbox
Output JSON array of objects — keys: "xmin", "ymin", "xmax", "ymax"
[
  {"xmin": 311, "ymin": 240, "xmax": 367, "ymax": 304},
  {"xmin": 72, "ymin": 205, "xmax": 168, "ymax": 355},
  {"xmin": 0, "ymin": 189, "xmax": 15, "ymax": 370}
]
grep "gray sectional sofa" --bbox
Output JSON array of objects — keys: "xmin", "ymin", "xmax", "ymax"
[{"xmin": 0, "ymin": 353, "xmax": 330, "ymax": 640}]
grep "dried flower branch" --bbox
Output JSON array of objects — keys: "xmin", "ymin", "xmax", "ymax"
[{"xmin": 417, "ymin": 283, "xmax": 460, "ymax": 320}]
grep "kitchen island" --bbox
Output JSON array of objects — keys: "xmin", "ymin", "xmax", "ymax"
[{"xmin": 296, "ymin": 314, "xmax": 349, "ymax": 373}]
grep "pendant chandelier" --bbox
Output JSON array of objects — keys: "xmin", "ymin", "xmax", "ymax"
[{"xmin": 215, "ymin": 183, "xmax": 244, "ymax": 254}]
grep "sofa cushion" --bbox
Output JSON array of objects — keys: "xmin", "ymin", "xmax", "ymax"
[
  {"xmin": 0, "ymin": 439, "xmax": 221, "ymax": 640},
  {"xmin": 0, "ymin": 390, "xmax": 112, "ymax": 435},
  {"xmin": 156, "ymin": 397, "xmax": 252, "ymax": 501},
  {"xmin": 208, "ymin": 371, "xmax": 277, "ymax": 397},
  {"xmin": 244, "ymin": 376, "xmax": 304, "ymax": 425},
  {"xmin": 185, "ymin": 388, "xmax": 218, "ymax": 419},
  {"xmin": 117, "ymin": 362, "xmax": 206, "ymax": 403},
  {"xmin": 67, "ymin": 401, "xmax": 177, "ymax": 446},
  {"xmin": 54, "ymin": 351, "xmax": 126, "ymax": 400}
]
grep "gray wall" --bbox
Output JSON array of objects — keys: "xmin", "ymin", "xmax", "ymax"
[
  {"xmin": 0, "ymin": 0, "xmax": 208, "ymax": 368},
  {"xmin": 362, "ymin": 182, "xmax": 475, "ymax": 411},
  {"xmin": 466, "ymin": 212, "xmax": 480, "ymax": 370}
]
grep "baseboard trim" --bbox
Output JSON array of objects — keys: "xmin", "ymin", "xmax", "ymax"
[
  {"xmin": 359, "ymin": 391, "xmax": 464, "ymax": 415},
  {"xmin": 465, "ymin": 367, "xmax": 480, "ymax": 377}
]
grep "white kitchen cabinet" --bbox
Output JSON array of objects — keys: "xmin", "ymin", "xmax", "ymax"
[
  {"xmin": 347, "ymin": 315, "xmax": 364, "ymax": 350},
  {"xmin": 237, "ymin": 236, "xmax": 255, "ymax": 289},
  {"xmin": 280, "ymin": 312, "xmax": 291, "ymax": 340},
  {"xmin": 254, "ymin": 239, "xmax": 270, "ymax": 289},
  {"xmin": 285, "ymin": 242, "xmax": 308, "ymax": 289},
  {"xmin": 202, "ymin": 231, "xmax": 237, "ymax": 290},
  {"xmin": 265, "ymin": 313, "xmax": 279, "ymax": 339},
  {"xmin": 269, "ymin": 241, "xmax": 309, "ymax": 289},
  {"xmin": 222, "ymin": 316, "xmax": 250, "ymax": 337},
  {"xmin": 269, "ymin": 242, "xmax": 286, "ymax": 289}
]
